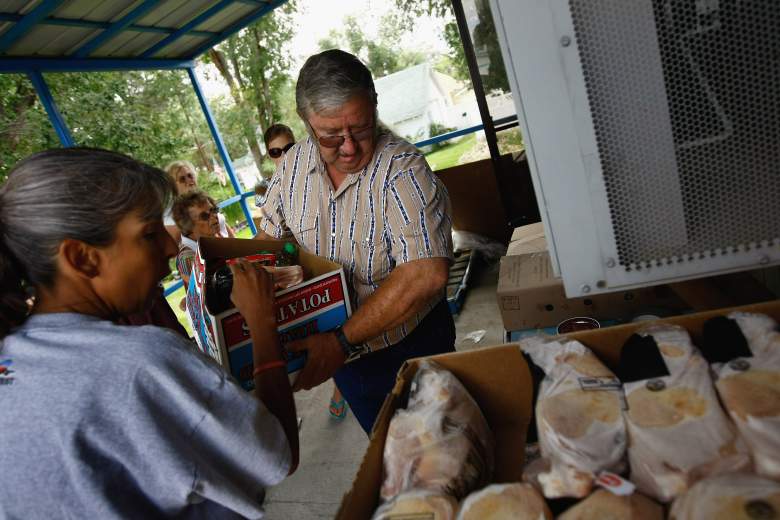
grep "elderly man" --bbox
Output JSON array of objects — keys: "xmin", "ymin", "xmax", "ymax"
[{"xmin": 255, "ymin": 49, "xmax": 455, "ymax": 433}]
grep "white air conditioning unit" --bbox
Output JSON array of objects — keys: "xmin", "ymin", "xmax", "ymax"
[{"xmin": 490, "ymin": 0, "xmax": 780, "ymax": 298}]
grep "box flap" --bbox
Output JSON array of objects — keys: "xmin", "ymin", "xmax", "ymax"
[
  {"xmin": 337, "ymin": 344, "xmax": 533, "ymax": 519},
  {"xmin": 507, "ymin": 223, "xmax": 547, "ymax": 257},
  {"xmin": 510, "ymin": 222, "xmax": 545, "ymax": 243}
]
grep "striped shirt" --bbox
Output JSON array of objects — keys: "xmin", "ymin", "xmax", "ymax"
[{"xmin": 258, "ymin": 131, "xmax": 453, "ymax": 354}]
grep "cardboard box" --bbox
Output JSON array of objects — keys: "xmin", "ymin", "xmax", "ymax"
[
  {"xmin": 186, "ymin": 237, "xmax": 352, "ymax": 390},
  {"xmin": 498, "ymin": 224, "xmax": 687, "ymax": 331},
  {"xmin": 338, "ymin": 299, "xmax": 780, "ymax": 518}
]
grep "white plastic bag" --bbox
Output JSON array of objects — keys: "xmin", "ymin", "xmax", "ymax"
[
  {"xmin": 621, "ymin": 325, "xmax": 751, "ymax": 503},
  {"xmin": 380, "ymin": 361, "xmax": 494, "ymax": 501},
  {"xmin": 669, "ymin": 473, "xmax": 780, "ymax": 520},
  {"xmin": 520, "ymin": 337, "xmax": 627, "ymax": 498},
  {"xmin": 457, "ymin": 483, "xmax": 551, "ymax": 520},
  {"xmin": 372, "ymin": 490, "xmax": 458, "ymax": 520}
]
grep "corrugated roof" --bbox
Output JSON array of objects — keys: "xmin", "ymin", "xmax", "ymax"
[{"xmin": 0, "ymin": 0, "xmax": 286, "ymax": 71}]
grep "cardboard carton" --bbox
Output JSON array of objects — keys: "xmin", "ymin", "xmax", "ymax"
[
  {"xmin": 497, "ymin": 224, "xmax": 687, "ymax": 331},
  {"xmin": 186, "ymin": 237, "xmax": 352, "ymax": 390},
  {"xmin": 337, "ymin": 299, "xmax": 780, "ymax": 518}
]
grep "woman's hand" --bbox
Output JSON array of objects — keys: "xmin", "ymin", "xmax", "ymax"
[{"xmin": 229, "ymin": 259, "xmax": 276, "ymax": 328}]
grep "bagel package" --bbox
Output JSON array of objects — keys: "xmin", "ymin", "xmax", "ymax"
[
  {"xmin": 669, "ymin": 472, "xmax": 780, "ymax": 520},
  {"xmin": 702, "ymin": 312, "xmax": 780, "ymax": 479},
  {"xmin": 520, "ymin": 337, "xmax": 627, "ymax": 498},
  {"xmin": 457, "ymin": 483, "xmax": 551, "ymax": 520},
  {"xmin": 372, "ymin": 490, "xmax": 458, "ymax": 520},
  {"xmin": 617, "ymin": 325, "xmax": 751, "ymax": 502},
  {"xmin": 380, "ymin": 360, "xmax": 494, "ymax": 501},
  {"xmin": 558, "ymin": 489, "xmax": 663, "ymax": 520}
]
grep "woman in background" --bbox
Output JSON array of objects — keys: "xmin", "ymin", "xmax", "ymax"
[
  {"xmin": 0, "ymin": 148, "xmax": 297, "ymax": 518},
  {"xmin": 164, "ymin": 160, "xmax": 235, "ymax": 243},
  {"xmin": 172, "ymin": 190, "xmax": 222, "ymax": 288}
]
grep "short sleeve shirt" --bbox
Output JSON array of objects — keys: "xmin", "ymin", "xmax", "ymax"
[
  {"xmin": 258, "ymin": 132, "xmax": 453, "ymax": 352},
  {"xmin": 0, "ymin": 313, "xmax": 290, "ymax": 519}
]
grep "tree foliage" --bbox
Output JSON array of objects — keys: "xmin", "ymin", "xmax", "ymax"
[
  {"xmin": 318, "ymin": 14, "xmax": 425, "ymax": 79},
  {"xmin": 394, "ymin": 0, "xmax": 509, "ymax": 92}
]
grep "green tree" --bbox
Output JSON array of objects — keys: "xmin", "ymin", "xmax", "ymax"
[
  {"xmin": 318, "ymin": 15, "xmax": 425, "ymax": 79},
  {"xmin": 205, "ymin": 1, "xmax": 299, "ymax": 177}
]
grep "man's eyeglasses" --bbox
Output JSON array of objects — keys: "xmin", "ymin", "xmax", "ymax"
[
  {"xmin": 314, "ymin": 124, "xmax": 375, "ymax": 149},
  {"xmin": 268, "ymin": 142, "xmax": 294, "ymax": 158},
  {"xmin": 197, "ymin": 206, "xmax": 219, "ymax": 222}
]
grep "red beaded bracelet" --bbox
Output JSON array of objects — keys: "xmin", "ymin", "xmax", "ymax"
[{"xmin": 252, "ymin": 360, "xmax": 286, "ymax": 377}]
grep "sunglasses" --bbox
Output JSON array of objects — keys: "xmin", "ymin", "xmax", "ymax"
[
  {"xmin": 268, "ymin": 142, "xmax": 294, "ymax": 158},
  {"xmin": 314, "ymin": 123, "xmax": 375, "ymax": 148},
  {"xmin": 197, "ymin": 206, "xmax": 219, "ymax": 222}
]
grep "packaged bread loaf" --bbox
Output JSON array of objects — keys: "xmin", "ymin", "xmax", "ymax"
[
  {"xmin": 457, "ymin": 483, "xmax": 551, "ymax": 520},
  {"xmin": 702, "ymin": 312, "xmax": 780, "ymax": 479},
  {"xmin": 519, "ymin": 337, "xmax": 626, "ymax": 499},
  {"xmin": 372, "ymin": 490, "xmax": 458, "ymax": 520},
  {"xmin": 616, "ymin": 325, "xmax": 751, "ymax": 503},
  {"xmin": 380, "ymin": 361, "xmax": 494, "ymax": 501},
  {"xmin": 669, "ymin": 472, "xmax": 780, "ymax": 520},
  {"xmin": 558, "ymin": 489, "xmax": 663, "ymax": 520}
]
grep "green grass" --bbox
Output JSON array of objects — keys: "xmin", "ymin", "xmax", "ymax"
[
  {"xmin": 424, "ymin": 134, "xmax": 477, "ymax": 171},
  {"xmin": 235, "ymin": 226, "xmax": 254, "ymax": 239}
]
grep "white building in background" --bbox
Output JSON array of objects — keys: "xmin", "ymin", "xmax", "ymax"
[{"xmin": 375, "ymin": 62, "xmax": 480, "ymax": 142}]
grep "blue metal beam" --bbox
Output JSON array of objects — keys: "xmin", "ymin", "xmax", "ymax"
[
  {"xmin": 188, "ymin": 67, "xmax": 257, "ymax": 235},
  {"xmin": 140, "ymin": 0, "xmax": 235, "ymax": 58},
  {"xmin": 0, "ymin": 0, "xmax": 67, "ymax": 52},
  {"xmin": 73, "ymin": 0, "xmax": 161, "ymax": 58},
  {"xmin": 0, "ymin": 57, "xmax": 195, "ymax": 72},
  {"xmin": 0, "ymin": 12, "xmax": 217, "ymax": 37},
  {"xmin": 187, "ymin": 0, "xmax": 287, "ymax": 59},
  {"xmin": 27, "ymin": 71, "xmax": 75, "ymax": 147}
]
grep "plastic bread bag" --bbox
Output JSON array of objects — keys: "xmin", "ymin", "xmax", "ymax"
[
  {"xmin": 702, "ymin": 312, "xmax": 780, "ymax": 479},
  {"xmin": 519, "ymin": 337, "xmax": 627, "ymax": 499},
  {"xmin": 380, "ymin": 360, "xmax": 494, "ymax": 501},
  {"xmin": 263, "ymin": 265, "xmax": 304, "ymax": 290},
  {"xmin": 457, "ymin": 483, "xmax": 551, "ymax": 520},
  {"xmin": 615, "ymin": 324, "xmax": 751, "ymax": 503},
  {"xmin": 558, "ymin": 489, "xmax": 663, "ymax": 520},
  {"xmin": 372, "ymin": 490, "xmax": 458, "ymax": 520},
  {"xmin": 669, "ymin": 472, "xmax": 780, "ymax": 520}
]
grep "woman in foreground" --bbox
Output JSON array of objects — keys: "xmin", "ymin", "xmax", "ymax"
[{"xmin": 0, "ymin": 148, "xmax": 297, "ymax": 518}]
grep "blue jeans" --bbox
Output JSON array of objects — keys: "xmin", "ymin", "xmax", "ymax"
[{"xmin": 333, "ymin": 299, "xmax": 456, "ymax": 434}]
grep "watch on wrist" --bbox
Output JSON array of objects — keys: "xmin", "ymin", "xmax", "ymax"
[{"xmin": 333, "ymin": 326, "xmax": 361, "ymax": 358}]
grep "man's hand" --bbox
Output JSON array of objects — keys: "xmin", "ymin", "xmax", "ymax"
[{"xmin": 287, "ymin": 332, "xmax": 346, "ymax": 392}]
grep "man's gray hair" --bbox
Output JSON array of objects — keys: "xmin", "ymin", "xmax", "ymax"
[{"xmin": 296, "ymin": 49, "xmax": 377, "ymax": 120}]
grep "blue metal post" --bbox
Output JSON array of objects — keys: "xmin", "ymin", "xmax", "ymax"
[
  {"xmin": 27, "ymin": 70, "xmax": 75, "ymax": 147},
  {"xmin": 187, "ymin": 67, "xmax": 257, "ymax": 235}
]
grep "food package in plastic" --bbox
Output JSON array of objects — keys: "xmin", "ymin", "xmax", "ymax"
[
  {"xmin": 372, "ymin": 490, "xmax": 458, "ymax": 520},
  {"xmin": 262, "ymin": 265, "xmax": 304, "ymax": 290},
  {"xmin": 669, "ymin": 472, "xmax": 780, "ymax": 520},
  {"xmin": 558, "ymin": 489, "xmax": 663, "ymax": 520},
  {"xmin": 618, "ymin": 325, "xmax": 751, "ymax": 503},
  {"xmin": 702, "ymin": 312, "xmax": 780, "ymax": 479},
  {"xmin": 380, "ymin": 361, "xmax": 494, "ymax": 501},
  {"xmin": 457, "ymin": 483, "xmax": 551, "ymax": 520},
  {"xmin": 519, "ymin": 337, "xmax": 626, "ymax": 498}
]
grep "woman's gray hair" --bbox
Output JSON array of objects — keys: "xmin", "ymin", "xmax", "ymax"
[
  {"xmin": 172, "ymin": 190, "xmax": 216, "ymax": 237},
  {"xmin": 0, "ymin": 148, "xmax": 172, "ymax": 337},
  {"xmin": 296, "ymin": 49, "xmax": 377, "ymax": 121}
]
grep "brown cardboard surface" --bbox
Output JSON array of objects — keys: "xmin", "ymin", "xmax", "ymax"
[
  {"xmin": 338, "ymin": 299, "xmax": 780, "ymax": 518},
  {"xmin": 497, "ymin": 251, "xmax": 686, "ymax": 330},
  {"xmin": 336, "ymin": 344, "xmax": 533, "ymax": 520}
]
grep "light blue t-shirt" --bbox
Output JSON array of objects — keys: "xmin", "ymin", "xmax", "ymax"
[{"xmin": 0, "ymin": 313, "xmax": 290, "ymax": 519}]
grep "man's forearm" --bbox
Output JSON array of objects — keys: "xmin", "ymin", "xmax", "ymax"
[{"xmin": 342, "ymin": 257, "xmax": 449, "ymax": 344}]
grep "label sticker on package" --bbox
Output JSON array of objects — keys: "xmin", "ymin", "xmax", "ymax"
[
  {"xmin": 578, "ymin": 376, "xmax": 622, "ymax": 391},
  {"xmin": 596, "ymin": 471, "xmax": 636, "ymax": 496}
]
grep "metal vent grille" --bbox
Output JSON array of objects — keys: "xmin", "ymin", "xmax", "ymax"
[{"xmin": 569, "ymin": 0, "xmax": 780, "ymax": 271}]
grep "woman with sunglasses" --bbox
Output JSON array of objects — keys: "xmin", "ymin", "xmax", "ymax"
[
  {"xmin": 172, "ymin": 190, "xmax": 223, "ymax": 289},
  {"xmin": 164, "ymin": 160, "xmax": 235, "ymax": 243},
  {"xmin": 263, "ymin": 124, "xmax": 296, "ymax": 167},
  {"xmin": 0, "ymin": 148, "xmax": 298, "ymax": 518}
]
